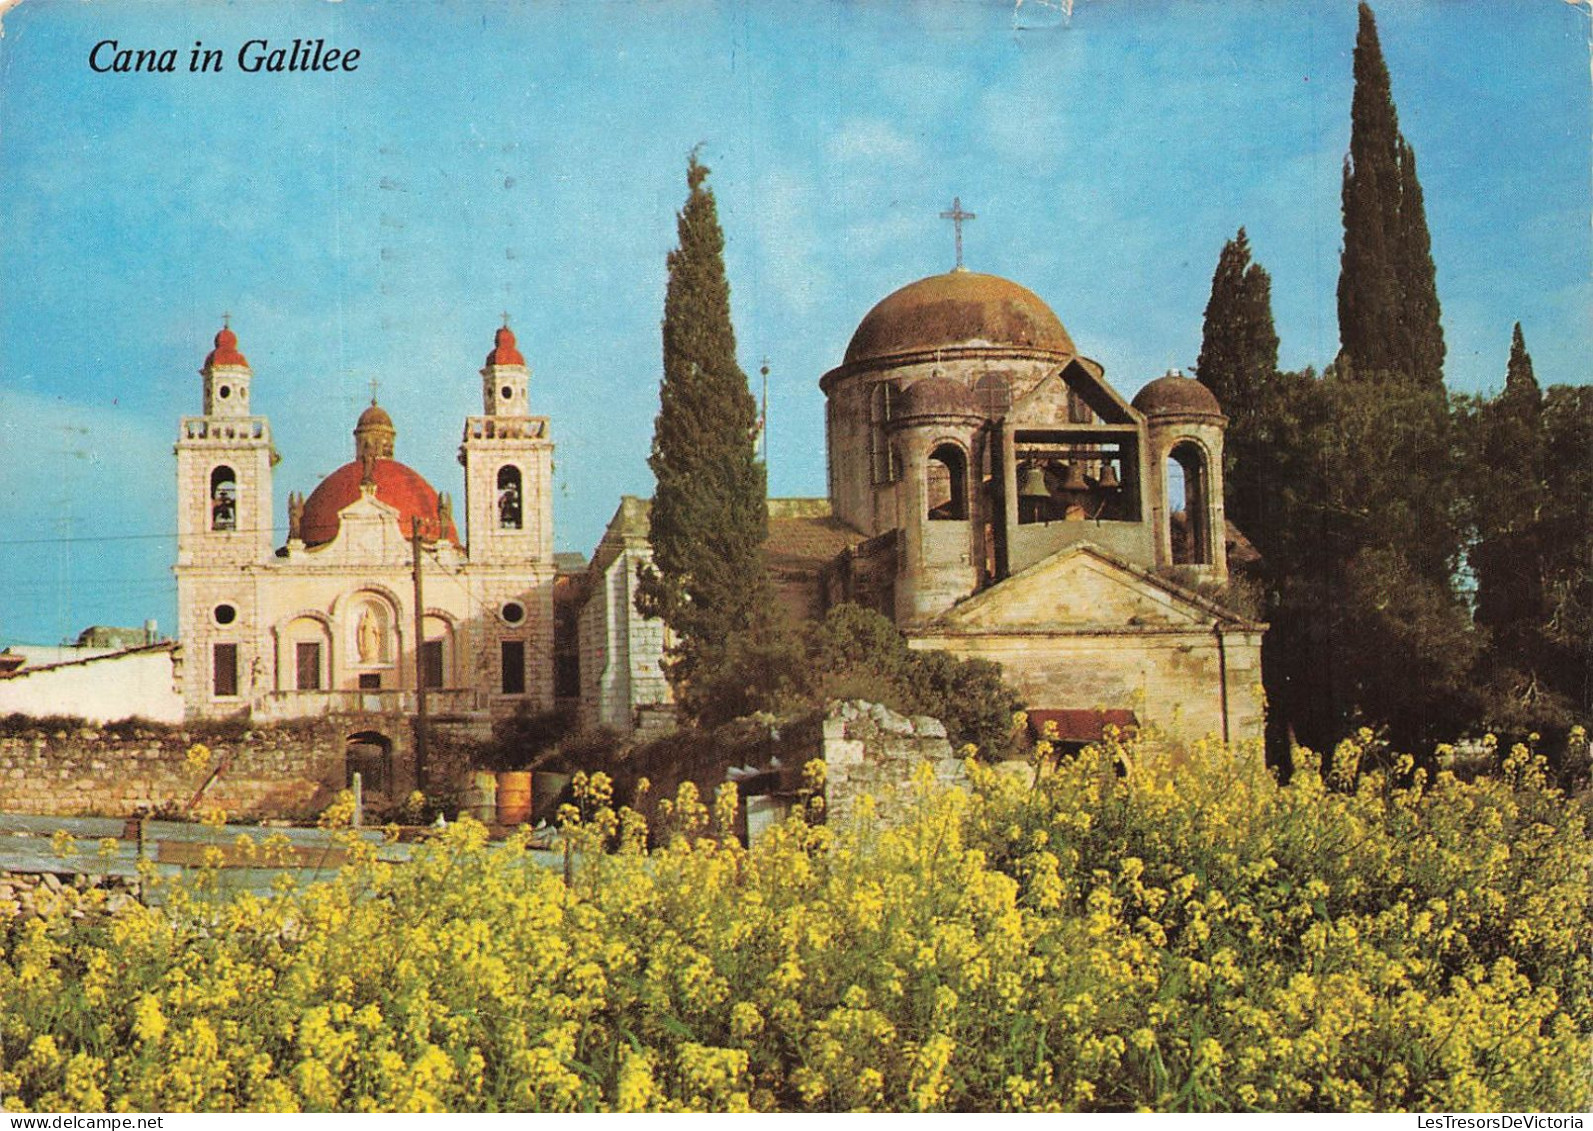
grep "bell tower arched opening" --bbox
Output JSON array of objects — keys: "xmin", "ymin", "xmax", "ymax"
[
  {"xmin": 497, "ymin": 465, "xmax": 523, "ymax": 529},
  {"xmin": 210, "ymin": 466, "xmax": 237, "ymax": 531},
  {"xmin": 1166, "ymin": 441, "xmax": 1212, "ymax": 566},
  {"xmin": 927, "ymin": 443, "xmax": 969, "ymax": 521}
]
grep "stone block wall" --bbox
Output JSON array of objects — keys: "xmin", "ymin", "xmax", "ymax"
[
  {"xmin": 0, "ymin": 722, "xmax": 348, "ymax": 820},
  {"xmin": 817, "ymin": 700, "xmax": 967, "ymax": 828}
]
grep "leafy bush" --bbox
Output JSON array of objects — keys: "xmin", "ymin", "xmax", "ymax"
[
  {"xmin": 690, "ymin": 603, "xmax": 1023, "ymax": 755},
  {"xmin": 1, "ymin": 730, "xmax": 1587, "ymax": 1112}
]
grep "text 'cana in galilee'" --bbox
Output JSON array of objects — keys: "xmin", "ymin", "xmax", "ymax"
[{"xmin": 88, "ymin": 39, "xmax": 360, "ymax": 74}]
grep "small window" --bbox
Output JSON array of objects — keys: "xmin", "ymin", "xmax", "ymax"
[
  {"xmin": 501, "ymin": 601, "xmax": 526, "ymax": 625},
  {"xmin": 869, "ymin": 383, "xmax": 900, "ymax": 485},
  {"xmin": 555, "ymin": 652, "xmax": 580, "ymax": 700},
  {"xmin": 501, "ymin": 640, "xmax": 526, "ymax": 695},
  {"xmin": 497, "ymin": 466, "xmax": 523, "ymax": 530},
  {"xmin": 500, "ymin": 385, "xmax": 513, "ymax": 401},
  {"xmin": 213, "ymin": 604, "xmax": 237, "ymax": 626},
  {"xmin": 420, "ymin": 640, "xmax": 445, "ymax": 689},
  {"xmin": 210, "ymin": 466, "xmax": 237, "ymax": 531},
  {"xmin": 976, "ymin": 374, "xmax": 1010, "ymax": 419},
  {"xmin": 358, "ymin": 672, "xmax": 382, "ymax": 690},
  {"xmin": 927, "ymin": 444, "xmax": 969, "ymax": 521},
  {"xmin": 212, "ymin": 643, "xmax": 238, "ymax": 698},
  {"xmin": 296, "ymin": 642, "xmax": 322, "ymax": 691}
]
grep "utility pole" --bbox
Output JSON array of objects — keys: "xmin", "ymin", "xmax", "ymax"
[{"xmin": 411, "ymin": 524, "xmax": 429, "ymax": 794}]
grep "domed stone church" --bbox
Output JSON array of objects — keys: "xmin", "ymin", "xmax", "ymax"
[
  {"xmin": 171, "ymin": 261, "xmax": 1265, "ymax": 799},
  {"xmin": 174, "ymin": 321, "xmax": 558, "ymax": 780},
  {"xmin": 787, "ymin": 266, "xmax": 1266, "ymax": 749}
]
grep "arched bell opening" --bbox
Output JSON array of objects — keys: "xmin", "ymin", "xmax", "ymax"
[
  {"xmin": 927, "ymin": 443, "xmax": 969, "ymax": 521},
  {"xmin": 497, "ymin": 465, "xmax": 523, "ymax": 529},
  {"xmin": 210, "ymin": 466, "xmax": 237, "ymax": 531},
  {"xmin": 1166, "ymin": 440, "xmax": 1213, "ymax": 566}
]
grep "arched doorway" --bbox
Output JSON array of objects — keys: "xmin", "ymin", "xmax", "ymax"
[{"xmin": 346, "ymin": 731, "xmax": 393, "ymax": 798}]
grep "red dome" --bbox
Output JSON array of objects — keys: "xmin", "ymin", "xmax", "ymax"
[
  {"xmin": 486, "ymin": 325, "xmax": 525, "ymax": 367},
  {"xmin": 204, "ymin": 326, "xmax": 249, "ymax": 369},
  {"xmin": 299, "ymin": 459, "xmax": 461, "ymax": 547}
]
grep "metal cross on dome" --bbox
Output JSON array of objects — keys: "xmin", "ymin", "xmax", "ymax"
[
  {"xmin": 369, "ymin": 377, "xmax": 380, "ymax": 404},
  {"xmin": 939, "ymin": 197, "xmax": 976, "ymax": 269}
]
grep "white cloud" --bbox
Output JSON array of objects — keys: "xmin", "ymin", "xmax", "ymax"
[{"xmin": 826, "ymin": 119, "xmax": 923, "ymax": 168}]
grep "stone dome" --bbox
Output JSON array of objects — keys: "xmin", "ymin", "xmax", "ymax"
[
  {"xmin": 356, "ymin": 403, "xmax": 394, "ymax": 431},
  {"xmin": 844, "ymin": 271, "xmax": 1075, "ymax": 367},
  {"xmin": 1131, "ymin": 371, "xmax": 1225, "ymax": 418},
  {"xmin": 894, "ymin": 376, "xmax": 981, "ymax": 420},
  {"xmin": 203, "ymin": 325, "xmax": 249, "ymax": 370},
  {"xmin": 300, "ymin": 459, "xmax": 460, "ymax": 547}
]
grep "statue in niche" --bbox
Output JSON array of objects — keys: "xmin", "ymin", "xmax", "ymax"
[
  {"xmin": 356, "ymin": 607, "xmax": 383, "ymax": 664},
  {"xmin": 287, "ymin": 492, "xmax": 305, "ymax": 541}
]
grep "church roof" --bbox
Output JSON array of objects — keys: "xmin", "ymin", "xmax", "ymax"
[
  {"xmin": 485, "ymin": 325, "xmax": 525, "ymax": 367},
  {"xmin": 843, "ymin": 271, "xmax": 1075, "ymax": 367},
  {"xmin": 203, "ymin": 325, "xmax": 249, "ymax": 370},
  {"xmin": 299, "ymin": 459, "xmax": 460, "ymax": 547},
  {"xmin": 896, "ymin": 375, "xmax": 981, "ymax": 420},
  {"xmin": 1131, "ymin": 371, "xmax": 1224, "ymax": 418},
  {"xmin": 357, "ymin": 402, "xmax": 394, "ymax": 431}
]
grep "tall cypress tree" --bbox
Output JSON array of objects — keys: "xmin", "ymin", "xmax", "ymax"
[
  {"xmin": 1338, "ymin": 2, "xmax": 1444, "ymax": 389},
  {"xmin": 1195, "ymin": 227, "xmax": 1280, "ymax": 543},
  {"xmin": 1473, "ymin": 324, "xmax": 1546, "ymax": 689},
  {"xmin": 637, "ymin": 153, "xmax": 768, "ymax": 693}
]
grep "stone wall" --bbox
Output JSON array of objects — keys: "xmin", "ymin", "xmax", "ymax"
[
  {"xmin": 817, "ymin": 700, "xmax": 966, "ymax": 828},
  {"xmin": 619, "ymin": 700, "xmax": 967, "ymax": 842},
  {"xmin": 0, "ymin": 722, "xmax": 348, "ymax": 820}
]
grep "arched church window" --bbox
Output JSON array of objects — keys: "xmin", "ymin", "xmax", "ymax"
[
  {"xmin": 1166, "ymin": 441, "xmax": 1212, "ymax": 566},
  {"xmin": 497, "ymin": 466, "xmax": 523, "ymax": 529},
  {"xmin": 210, "ymin": 466, "xmax": 237, "ymax": 531},
  {"xmin": 869, "ymin": 382, "xmax": 900, "ymax": 484},
  {"xmin": 976, "ymin": 374, "xmax": 1010, "ymax": 419},
  {"xmin": 927, "ymin": 444, "xmax": 969, "ymax": 521}
]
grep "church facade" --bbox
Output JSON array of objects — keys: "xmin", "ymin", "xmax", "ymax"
[
  {"xmin": 173, "ymin": 323, "xmax": 558, "ymax": 791},
  {"xmin": 812, "ymin": 267, "xmax": 1266, "ymax": 748},
  {"xmin": 166, "ymin": 259, "xmax": 1264, "ymax": 809}
]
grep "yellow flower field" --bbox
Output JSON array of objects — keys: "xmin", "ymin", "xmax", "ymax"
[{"xmin": 2, "ymin": 730, "xmax": 1588, "ymax": 1112}]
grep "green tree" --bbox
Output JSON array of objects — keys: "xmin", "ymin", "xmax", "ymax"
[
  {"xmin": 689, "ymin": 603, "xmax": 1024, "ymax": 754},
  {"xmin": 1338, "ymin": 2, "xmax": 1445, "ymax": 390},
  {"xmin": 1467, "ymin": 328, "xmax": 1592, "ymax": 744},
  {"xmin": 1195, "ymin": 227, "xmax": 1281, "ymax": 544},
  {"xmin": 1473, "ymin": 323, "xmax": 1546, "ymax": 647},
  {"xmin": 637, "ymin": 153, "xmax": 769, "ymax": 700}
]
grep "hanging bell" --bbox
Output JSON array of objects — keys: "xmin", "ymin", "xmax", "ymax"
[
  {"xmin": 1096, "ymin": 463, "xmax": 1121, "ymax": 490},
  {"xmin": 1057, "ymin": 461, "xmax": 1088, "ymax": 492},
  {"xmin": 1018, "ymin": 465, "xmax": 1051, "ymax": 499}
]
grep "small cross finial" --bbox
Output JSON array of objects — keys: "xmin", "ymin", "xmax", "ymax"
[
  {"xmin": 501, "ymin": 311, "xmax": 511, "ymax": 328},
  {"xmin": 939, "ymin": 197, "xmax": 976, "ymax": 270},
  {"xmin": 221, "ymin": 311, "xmax": 231, "ymax": 329},
  {"xmin": 368, "ymin": 377, "xmax": 380, "ymax": 405}
]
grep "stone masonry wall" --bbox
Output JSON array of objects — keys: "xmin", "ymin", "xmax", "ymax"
[
  {"xmin": 818, "ymin": 700, "xmax": 967, "ymax": 828},
  {"xmin": 0, "ymin": 722, "xmax": 348, "ymax": 820}
]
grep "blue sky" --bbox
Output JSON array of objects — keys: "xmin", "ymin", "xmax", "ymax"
[{"xmin": 0, "ymin": 0, "xmax": 1587, "ymax": 646}]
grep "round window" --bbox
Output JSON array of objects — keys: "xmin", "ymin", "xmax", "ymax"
[
  {"xmin": 214, "ymin": 604, "xmax": 237, "ymax": 625},
  {"xmin": 500, "ymin": 385, "xmax": 514, "ymax": 401},
  {"xmin": 217, "ymin": 384, "xmax": 231, "ymax": 400},
  {"xmin": 501, "ymin": 602, "xmax": 525, "ymax": 625}
]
